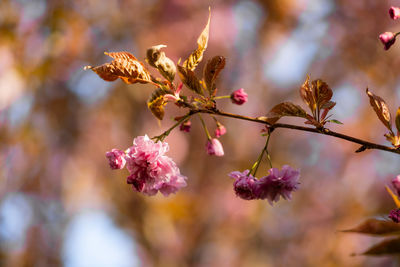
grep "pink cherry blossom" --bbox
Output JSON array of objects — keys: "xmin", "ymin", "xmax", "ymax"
[
  {"xmin": 105, "ymin": 149, "xmax": 126, "ymax": 169},
  {"xmin": 389, "ymin": 208, "xmax": 400, "ymax": 223},
  {"xmin": 229, "ymin": 170, "xmax": 258, "ymax": 200},
  {"xmin": 379, "ymin": 32, "xmax": 396, "ymax": 50},
  {"xmin": 390, "ymin": 6, "xmax": 400, "ymax": 20},
  {"xmin": 230, "ymin": 88, "xmax": 248, "ymax": 105},
  {"xmin": 254, "ymin": 165, "xmax": 300, "ymax": 205},
  {"xmin": 206, "ymin": 138, "xmax": 224, "ymax": 156},
  {"xmin": 110, "ymin": 135, "xmax": 187, "ymax": 196}
]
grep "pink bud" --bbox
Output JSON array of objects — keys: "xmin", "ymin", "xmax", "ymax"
[
  {"xmin": 214, "ymin": 123, "xmax": 227, "ymax": 138},
  {"xmin": 230, "ymin": 88, "xmax": 248, "ymax": 105},
  {"xmin": 179, "ymin": 120, "xmax": 191, "ymax": 132},
  {"xmin": 390, "ymin": 6, "xmax": 400, "ymax": 20},
  {"xmin": 206, "ymin": 138, "xmax": 224, "ymax": 156},
  {"xmin": 379, "ymin": 32, "xmax": 396, "ymax": 50}
]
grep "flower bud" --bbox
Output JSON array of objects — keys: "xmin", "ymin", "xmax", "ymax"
[
  {"xmin": 379, "ymin": 32, "xmax": 396, "ymax": 50},
  {"xmin": 180, "ymin": 120, "xmax": 191, "ymax": 132},
  {"xmin": 231, "ymin": 88, "xmax": 248, "ymax": 105},
  {"xmin": 214, "ymin": 123, "xmax": 226, "ymax": 138},
  {"xmin": 392, "ymin": 175, "xmax": 400, "ymax": 196},
  {"xmin": 206, "ymin": 138, "xmax": 224, "ymax": 156},
  {"xmin": 390, "ymin": 6, "xmax": 400, "ymax": 20}
]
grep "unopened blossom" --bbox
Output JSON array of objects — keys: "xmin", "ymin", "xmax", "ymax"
[
  {"xmin": 179, "ymin": 120, "xmax": 191, "ymax": 132},
  {"xmin": 206, "ymin": 138, "xmax": 224, "ymax": 156},
  {"xmin": 229, "ymin": 170, "xmax": 258, "ymax": 200},
  {"xmin": 379, "ymin": 32, "xmax": 396, "ymax": 50},
  {"xmin": 392, "ymin": 175, "xmax": 400, "ymax": 196},
  {"xmin": 254, "ymin": 165, "xmax": 300, "ymax": 205},
  {"xmin": 390, "ymin": 6, "xmax": 400, "ymax": 20},
  {"xmin": 105, "ymin": 149, "xmax": 126, "ymax": 170},
  {"xmin": 119, "ymin": 135, "xmax": 187, "ymax": 196},
  {"xmin": 214, "ymin": 123, "xmax": 227, "ymax": 138},
  {"xmin": 389, "ymin": 208, "xmax": 400, "ymax": 223},
  {"xmin": 230, "ymin": 88, "xmax": 248, "ymax": 105}
]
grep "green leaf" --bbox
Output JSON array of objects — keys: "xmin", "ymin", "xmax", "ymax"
[
  {"xmin": 341, "ymin": 218, "xmax": 400, "ymax": 236},
  {"xmin": 265, "ymin": 102, "xmax": 307, "ymax": 124},
  {"xmin": 177, "ymin": 65, "xmax": 203, "ymax": 95},
  {"xmin": 327, "ymin": 119, "xmax": 343, "ymax": 124},
  {"xmin": 366, "ymin": 88, "xmax": 392, "ymax": 132},
  {"xmin": 183, "ymin": 8, "xmax": 211, "ymax": 71},
  {"xmin": 362, "ymin": 237, "xmax": 400, "ymax": 255}
]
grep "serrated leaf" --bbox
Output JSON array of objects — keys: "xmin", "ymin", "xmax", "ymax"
[
  {"xmin": 366, "ymin": 88, "xmax": 392, "ymax": 132},
  {"xmin": 341, "ymin": 218, "xmax": 400, "ymax": 236},
  {"xmin": 177, "ymin": 65, "xmax": 203, "ymax": 95},
  {"xmin": 362, "ymin": 237, "xmax": 400, "ymax": 255},
  {"xmin": 183, "ymin": 9, "xmax": 211, "ymax": 71},
  {"xmin": 327, "ymin": 119, "xmax": 343, "ymax": 124},
  {"xmin": 147, "ymin": 89, "xmax": 170, "ymax": 120},
  {"xmin": 85, "ymin": 51, "xmax": 154, "ymax": 85},
  {"xmin": 300, "ymin": 76, "xmax": 316, "ymax": 113},
  {"xmin": 396, "ymin": 107, "xmax": 400, "ymax": 134},
  {"xmin": 386, "ymin": 186, "xmax": 400, "ymax": 208},
  {"xmin": 265, "ymin": 102, "xmax": 307, "ymax": 124},
  {"xmin": 312, "ymin": 79, "xmax": 333, "ymax": 110},
  {"xmin": 203, "ymin": 55, "xmax": 225, "ymax": 96}
]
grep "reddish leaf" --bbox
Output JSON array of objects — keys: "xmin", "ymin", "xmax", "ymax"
[
  {"xmin": 147, "ymin": 89, "xmax": 170, "ymax": 120},
  {"xmin": 341, "ymin": 218, "xmax": 400, "ymax": 236},
  {"xmin": 203, "ymin": 55, "xmax": 225, "ymax": 96},
  {"xmin": 312, "ymin": 79, "xmax": 333, "ymax": 110},
  {"xmin": 300, "ymin": 76, "xmax": 316, "ymax": 113},
  {"xmin": 85, "ymin": 52, "xmax": 154, "ymax": 85},
  {"xmin": 366, "ymin": 88, "xmax": 392, "ymax": 132},
  {"xmin": 265, "ymin": 102, "xmax": 307, "ymax": 124}
]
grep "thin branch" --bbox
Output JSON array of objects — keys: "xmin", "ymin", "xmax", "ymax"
[{"xmin": 195, "ymin": 108, "xmax": 400, "ymax": 155}]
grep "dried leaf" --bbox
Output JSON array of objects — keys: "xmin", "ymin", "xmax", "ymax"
[
  {"xmin": 265, "ymin": 102, "xmax": 307, "ymax": 124},
  {"xmin": 366, "ymin": 88, "xmax": 392, "ymax": 132},
  {"xmin": 362, "ymin": 237, "xmax": 400, "ymax": 255},
  {"xmin": 183, "ymin": 9, "xmax": 211, "ymax": 71},
  {"xmin": 396, "ymin": 107, "xmax": 400, "ymax": 134},
  {"xmin": 147, "ymin": 89, "xmax": 169, "ymax": 120},
  {"xmin": 146, "ymin": 45, "xmax": 176, "ymax": 82},
  {"xmin": 341, "ymin": 218, "xmax": 400, "ymax": 236},
  {"xmin": 85, "ymin": 52, "xmax": 154, "ymax": 85},
  {"xmin": 177, "ymin": 65, "xmax": 203, "ymax": 95},
  {"xmin": 203, "ymin": 55, "xmax": 225, "ymax": 96}
]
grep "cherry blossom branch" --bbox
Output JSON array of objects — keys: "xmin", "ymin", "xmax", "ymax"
[{"xmin": 193, "ymin": 108, "xmax": 400, "ymax": 155}]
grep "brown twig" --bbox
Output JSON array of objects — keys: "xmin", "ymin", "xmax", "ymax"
[{"xmin": 194, "ymin": 108, "xmax": 400, "ymax": 155}]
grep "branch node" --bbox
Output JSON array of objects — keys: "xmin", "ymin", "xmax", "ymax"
[{"xmin": 355, "ymin": 145, "xmax": 367, "ymax": 153}]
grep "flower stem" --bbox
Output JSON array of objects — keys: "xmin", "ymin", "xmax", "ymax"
[
  {"xmin": 250, "ymin": 134, "xmax": 272, "ymax": 177},
  {"xmin": 152, "ymin": 112, "xmax": 192, "ymax": 141},
  {"xmin": 198, "ymin": 114, "xmax": 212, "ymax": 140},
  {"xmin": 213, "ymin": 95, "xmax": 231, "ymax": 100}
]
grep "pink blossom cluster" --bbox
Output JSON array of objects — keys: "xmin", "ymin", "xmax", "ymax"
[
  {"xmin": 106, "ymin": 135, "xmax": 187, "ymax": 196},
  {"xmin": 229, "ymin": 165, "xmax": 300, "ymax": 205},
  {"xmin": 379, "ymin": 6, "xmax": 400, "ymax": 50}
]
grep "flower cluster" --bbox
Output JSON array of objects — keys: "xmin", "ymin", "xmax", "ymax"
[
  {"xmin": 379, "ymin": 6, "xmax": 400, "ymax": 50},
  {"xmin": 106, "ymin": 135, "xmax": 187, "ymax": 196},
  {"xmin": 229, "ymin": 165, "xmax": 300, "ymax": 205}
]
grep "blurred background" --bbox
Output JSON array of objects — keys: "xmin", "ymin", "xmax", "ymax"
[{"xmin": 1, "ymin": 0, "xmax": 400, "ymax": 266}]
